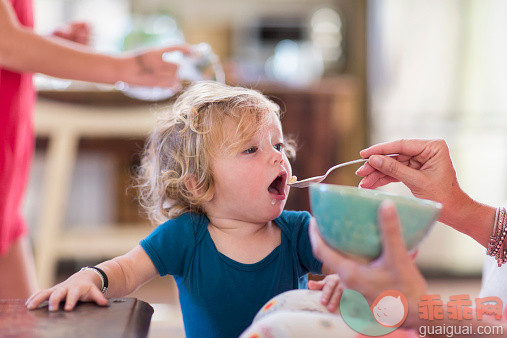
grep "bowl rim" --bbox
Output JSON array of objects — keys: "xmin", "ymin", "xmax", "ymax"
[{"xmin": 310, "ymin": 183, "xmax": 443, "ymax": 211}]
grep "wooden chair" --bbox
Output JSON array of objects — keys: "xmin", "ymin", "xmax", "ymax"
[{"xmin": 34, "ymin": 96, "xmax": 160, "ymax": 288}]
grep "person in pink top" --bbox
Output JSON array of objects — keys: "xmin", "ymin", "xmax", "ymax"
[{"xmin": 0, "ymin": 0, "xmax": 188, "ymax": 299}]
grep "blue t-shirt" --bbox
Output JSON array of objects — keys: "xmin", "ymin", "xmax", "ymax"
[{"xmin": 140, "ymin": 210, "xmax": 322, "ymax": 338}]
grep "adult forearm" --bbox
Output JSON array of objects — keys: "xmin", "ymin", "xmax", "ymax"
[
  {"xmin": 0, "ymin": 26, "xmax": 125, "ymax": 84},
  {"xmin": 441, "ymin": 192, "xmax": 496, "ymax": 248}
]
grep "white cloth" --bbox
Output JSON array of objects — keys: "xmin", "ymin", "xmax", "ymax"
[
  {"xmin": 239, "ymin": 290, "xmax": 356, "ymax": 338},
  {"xmin": 479, "ymin": 255, "xmax": 507, "ymax": 305}
]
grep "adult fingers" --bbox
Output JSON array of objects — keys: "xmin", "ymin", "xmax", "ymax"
[
  {"xmin": 367, "ymin": 155, "xmax": 426, "ymax": 190},
  {"xmin": 160, "ymin": 44, "xmax": 192, "ymax": 56},
  {"xmin": 355, "ymin": 157, "xmax": 412, "ymax": 177},
  {"xmin": 355, "ymin": 162, "xmax": 378, "ymax": 177},
  {"xmin": 70, "ymin": 22, "xmax": 90, "ymax": 32},
  {"xmin": 360, "ymin": 175, "xmax": 399, "ymax": 190},
  {"xmin": 371, "ymin": 176, "xmax": 400, "ymax": 189},
  {"xmin": 360, "ymin": 139, "xmax": 430, "ymax": 159},
  {"xmin": 377, "ymin": 201, "xmax": 410, "ymax": 264},
  {"xmin": 358, "ymin": 170, "xmax": 399, "ymax": 189},
  {"xmin": 72, "ymin": 22, "xmax": 91, "ymax": 45},
  {"xmin": 154, "ymin": 62, "xmax": 180, "ymax": 86},
  {"xmin": 159, "ymin": 61, "xmax": 178, "ymax": 73}
]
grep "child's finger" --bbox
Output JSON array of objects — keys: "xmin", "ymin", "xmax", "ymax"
[
  {"xmin": 320, "ymin": 278, "xmax": 339, "ymax": 305},
  {"xmin": 64, "ymin": 288, "xmax": 82, "ymax": 311},
  {"xmin": 307, "ymin": 280, "xmax": 325, "ymax": 290},
  {"xmin": 48, "ymin": 287, "xmax": 68, "ymax": 311},
  {"xmin": 25, "ymin": 290, "xmax": 40, "ymax": 307},
  {"xmin": 89, "ymin": 287, "xmax": 108, "ymax": 306},
  {"xmin": 26, "ymin": 288, "xmax": 53, "ymax": 310},
  {"xmin": 326, "ymin": 285, "xmax": 343, "ymax": 313},
  {"xmin": 160, "ymin": 44, "xmax": 193, "ymax": 56}
]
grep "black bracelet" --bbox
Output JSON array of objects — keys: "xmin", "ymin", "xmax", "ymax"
[{"xmin": 80, "ymin": 266, "xmax": 108, "ymax": 295}]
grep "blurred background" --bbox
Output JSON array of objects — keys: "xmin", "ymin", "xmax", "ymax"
[{"xmin": 25, "ymin": 0, "xmax": 507, "ymax": 335}]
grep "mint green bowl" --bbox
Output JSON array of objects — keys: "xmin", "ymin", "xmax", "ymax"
[{"xmin": 310, "ymin": 184, "xmax": 442, "ymax": 260}]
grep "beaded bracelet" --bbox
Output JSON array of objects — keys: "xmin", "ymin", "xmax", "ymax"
[
  {"xmin": 494, "ymin": 209, "xmax": 506, "ymax": 266},
  {"xmin": 487, "ymin": 207, "xmax": 507, "ymax": 267},
  {"xmin": 488, "ymin": 208, "xmax": 504, "ymax": 256},
  {"xmin": 493, "ymin": 208, "xmax": 506, "ymax": 259},
  {"xmin": 486, "ymin": 208, "xmax": 500, "ymax": 255}
]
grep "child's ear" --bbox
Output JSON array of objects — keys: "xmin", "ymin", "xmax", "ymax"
[
  {"xmin": 184, "ymin": 176, "xmax": 213, "ymax": 201},
  {"xmin": 184, "ymin": 176, "xmax": 200, "ymax": 197}
]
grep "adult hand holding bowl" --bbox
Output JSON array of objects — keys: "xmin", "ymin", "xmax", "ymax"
[{"xmin": 309, "ymin": 184, "xmax": 442, "ymax": 261}]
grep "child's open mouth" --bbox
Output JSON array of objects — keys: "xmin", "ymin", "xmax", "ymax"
[{"xmin": 268, "ymin": 172, "xmax": 287, "ymax": 199}]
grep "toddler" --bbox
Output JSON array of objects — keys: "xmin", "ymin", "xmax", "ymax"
[{"xmin": 26, "ymin": 81, "xmax": 341, "ymax": 338}]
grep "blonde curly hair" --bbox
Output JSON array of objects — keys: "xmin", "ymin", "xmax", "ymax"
[{"xmin": 136, "ymin": 81, "xmax": 296, "ymax": 224}]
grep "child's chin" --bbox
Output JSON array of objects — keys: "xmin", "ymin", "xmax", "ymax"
[{"xmin": 270, "ymin": 202, "xmax": 286, "ymax": 215}]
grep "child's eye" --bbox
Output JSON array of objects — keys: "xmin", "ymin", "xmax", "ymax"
[
  {"xmin": 274, "ymin": 143, "xmax": 284, "ymax": 152},
  {"xmin": 244, "ymin": 146, "xmax": 258, "ymax": 154}
]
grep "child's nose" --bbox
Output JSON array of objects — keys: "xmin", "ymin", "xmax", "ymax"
[{"xmin": 269, "ymin": 148, "xmax": 283, "ymax": 165}]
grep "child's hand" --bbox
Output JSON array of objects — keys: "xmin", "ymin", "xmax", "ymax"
[
  {"xmin": 25, "ymin": 270, "xmax": 108, "ymax": 311},
  {"xmin": 307, "ymin": 274, "xmax": 343, "ymax": 313}
]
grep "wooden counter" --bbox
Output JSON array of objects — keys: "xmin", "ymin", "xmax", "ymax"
[{"xmin": 0, "ymin": 298, "xmax": 153, "ymax": 338}]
